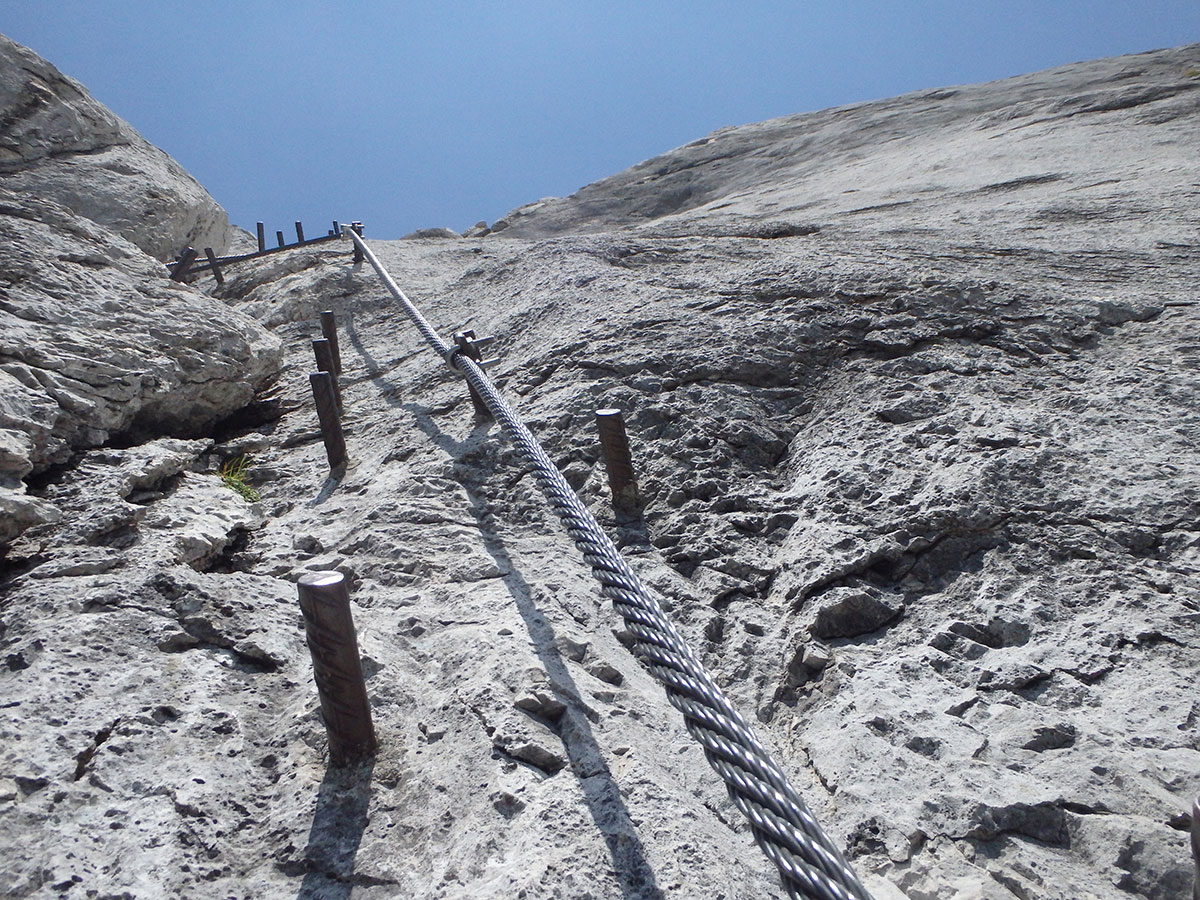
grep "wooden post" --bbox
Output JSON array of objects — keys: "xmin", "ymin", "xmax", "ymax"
[
  {"xmin": 320, "ymin": 310, "xmax": 343, "ymax": 375},
  {"xmin": 351, "ymin": 222, "xmax": 364, "ymax": 263},
  {"xmin": 204, "ymin": 248, "xmax": 225, "ymax": 285},
  {"xmin": 310, "ymin": 372, "xmax": 347, "ymax": 471},
  {"xmin": 295, "ymin": 221, "xmax": 305, "ymax": 243},
  {"xmin": 276, "ymin": 230, "xmax": 286, "ymax": 248},
  {"xmin": 296, "ymin": 571, "xmax": 377, "ymax": 765},
  {"xmin": 256, "ymin": 222, "xmax": 266, "ymax": 253}
]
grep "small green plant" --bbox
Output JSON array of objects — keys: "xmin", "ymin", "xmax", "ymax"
[{"xmin": 219, "ymin": 455, "xmax": 261, "ymax": 503}]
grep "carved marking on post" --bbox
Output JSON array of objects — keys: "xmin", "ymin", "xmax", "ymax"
[{"xmin": 296, "ymin": 571, "xmax": 377, "ymax": 766}]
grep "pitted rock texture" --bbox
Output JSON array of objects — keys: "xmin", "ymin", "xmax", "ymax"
[
  {"xmin": 0, "ymin": 33, "xmax": 234, "ymax": 260},
  {"xmin": 2, "ymin": 43, "xmax": 1198, "ymax": 900}
]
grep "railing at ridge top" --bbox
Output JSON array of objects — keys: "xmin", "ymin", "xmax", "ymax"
[{"xmin": 166, "ymin": 219, "xmax": 362, "ymax": 283}]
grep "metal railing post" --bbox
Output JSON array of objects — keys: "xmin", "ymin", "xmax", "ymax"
[
  {"xmin": 310, "ymin": 371, "xmax": 347, "ymax": 471},
  {"xmin": 296, "ymin": 571, "xmax": 377, "ymax": 765},
  {"xmin": 454, "ymin": 330, "xmax": 493, "ymax": 418},
  {"xmin": 170, "ymin": 247, "xmax": 198, "ymax": 282},
  {"xmin": 312, "ymin": 338, "xmax": 342, "ymax": 411},
  {"xmin": 1192, "ymin": 793, "xmax": 1199, "ymax": 900},
  {"xmin": 320, "ymin": 310, "xmax": 343, "ymax": 375},
  {"xmin": 204, "ymin": 248, "xmax": 225, "ymax": 285},
  {"xmin": 596, "ymin": 408, "xmax": 639, "ymax": 511}
]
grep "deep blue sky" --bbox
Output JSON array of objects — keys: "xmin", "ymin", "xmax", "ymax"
[{"xmin": 4, "ymin": 2, "xmax": 1198, "ymax": 239}]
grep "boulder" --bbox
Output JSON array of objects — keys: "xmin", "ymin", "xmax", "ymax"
[{"xmin": 0, "ymin": 190, "xmax": 281, "ymax": 492}]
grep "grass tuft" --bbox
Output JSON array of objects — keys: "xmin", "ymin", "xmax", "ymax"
[{"xmin": 219, "ymin": 455, "xmax": 261, "ymax": 503}]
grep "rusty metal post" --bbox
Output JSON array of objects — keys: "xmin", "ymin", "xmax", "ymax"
[
  {"xmin": 312, "ymin": 338, "xmax": 342, "ymax": 412},
  {"xmin": 276, "ymin": 230, "xmax": 286, "ymax": 248},
  {"xmin": 453, "ymin": 330, "xmax": 492, "ymax": 418},
  {"xmin": 170, "ymin": 247, "xmax": 198, "ymax": 282},
  {"xmin": 320, "ymin": 310, "xmax": 342, "ymax": 375},
  {"xmin": 310, "ymin": 372, "xmax": 347, "ymax": 471},
  {"xmin": 256, "ymin": 222, "xmax": 266, "ymax": 253},
  {"xmin": 596, "ymin": 408, "xmax": 639, "ymax": 511},
  {"xmin": 295, "ymin": 221, "xmax": 305, "ymax": 243},
  {"xmin": 203, "ymin": 248, "xmax": 225, "ymax": 285},
  {"xmin": 351, "ymin": 222, "xmax": 364, "ymax": 263},
  {"xmin": 296, "ymin": 571, "xmax": 377, "ymax": 765}
]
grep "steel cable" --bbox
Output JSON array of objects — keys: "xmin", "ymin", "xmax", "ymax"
[{"xmin": 344, "ymin": 229, "xmax": 875, "ymax": 900}]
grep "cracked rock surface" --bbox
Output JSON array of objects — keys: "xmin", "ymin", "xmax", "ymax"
[{"xmin": 2, "ymin": 40, "xmax": 1199, "ymax": 900}]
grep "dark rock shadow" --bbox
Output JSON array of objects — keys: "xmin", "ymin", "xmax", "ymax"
[
  {"xmin": 409, "ymin": 407, "xmax": 666, "ymax": 900},
  {"xmin": 293, "ymin": 758, "xmax": 377, "ymax": 899},
  {"xmin": 342, "ymin": 311, "xmax": 381, "ymax": 378}
]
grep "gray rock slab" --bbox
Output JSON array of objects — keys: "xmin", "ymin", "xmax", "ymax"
[{"xmin": 0, "ymin": 190, "xmax": 281, "ymax": 521}]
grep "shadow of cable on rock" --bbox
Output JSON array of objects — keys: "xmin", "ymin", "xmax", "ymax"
[
  {"xmin": 410, "ymin": 406, "xmax": 667, "ymax": 900},
  {"xmin": 343, "ymin": 310, "xmax": 422, "ymax": 410},
  {"xmin": 291, "ymin": 758, "xmax": 389, "ymax": 899}
]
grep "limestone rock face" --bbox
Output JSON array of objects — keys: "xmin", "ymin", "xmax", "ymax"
[
  {"xmin": 2, "ymin": 42, "xmax": 1199, "ymax": 900},
  {"xmin": 0, "ymin": 36, "xmax": 282, "ymax": 548},
  {"xmin": 493, "ymin": 42, "xmax": 1200, "ymax": 250},
  {"xmin": 0, "ymin": 33, "xmax": 233, "ymax": 260},
  {"xmin": 0, "ymin": 189, "xmax": 281, "ymax": 491}
]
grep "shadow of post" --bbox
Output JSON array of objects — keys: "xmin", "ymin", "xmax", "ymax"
[
  {"xmin": 295, "ymin": 759, "xmax": 376, "ymax": 899},
  {"xmin": 408, "ymin": 405, "xmax": 666, "ymax": 900}
]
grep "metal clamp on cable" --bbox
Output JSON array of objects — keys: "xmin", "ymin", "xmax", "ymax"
[
  {"xmin": 453, "ymin": 330, "xmax": 494, "ymax": 418},
  {"xmin": 443, "ymin": 346, "xmax": 468, "ymax": 373}
]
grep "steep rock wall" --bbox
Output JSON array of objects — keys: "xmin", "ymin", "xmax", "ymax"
[
  {"xmin": 0, "ymin": 33, "xmax": 234, "ymax": 261},
  {"xmin": 0, "ymin": 36, "xmax": 283, "ymax": 546},
  {"xmin": 0, "ymin": 42, "xmax": 1197, "ymax": 900}
]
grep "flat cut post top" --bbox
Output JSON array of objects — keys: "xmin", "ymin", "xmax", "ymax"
[{"xmin": 298, "ymin": 570, "xmax": 344, "ymax": 588}]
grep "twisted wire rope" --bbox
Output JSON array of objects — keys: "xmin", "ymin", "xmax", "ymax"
[{"xmin": 345, "ymin": 229, "xmax": 874, "ymax": 900}]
